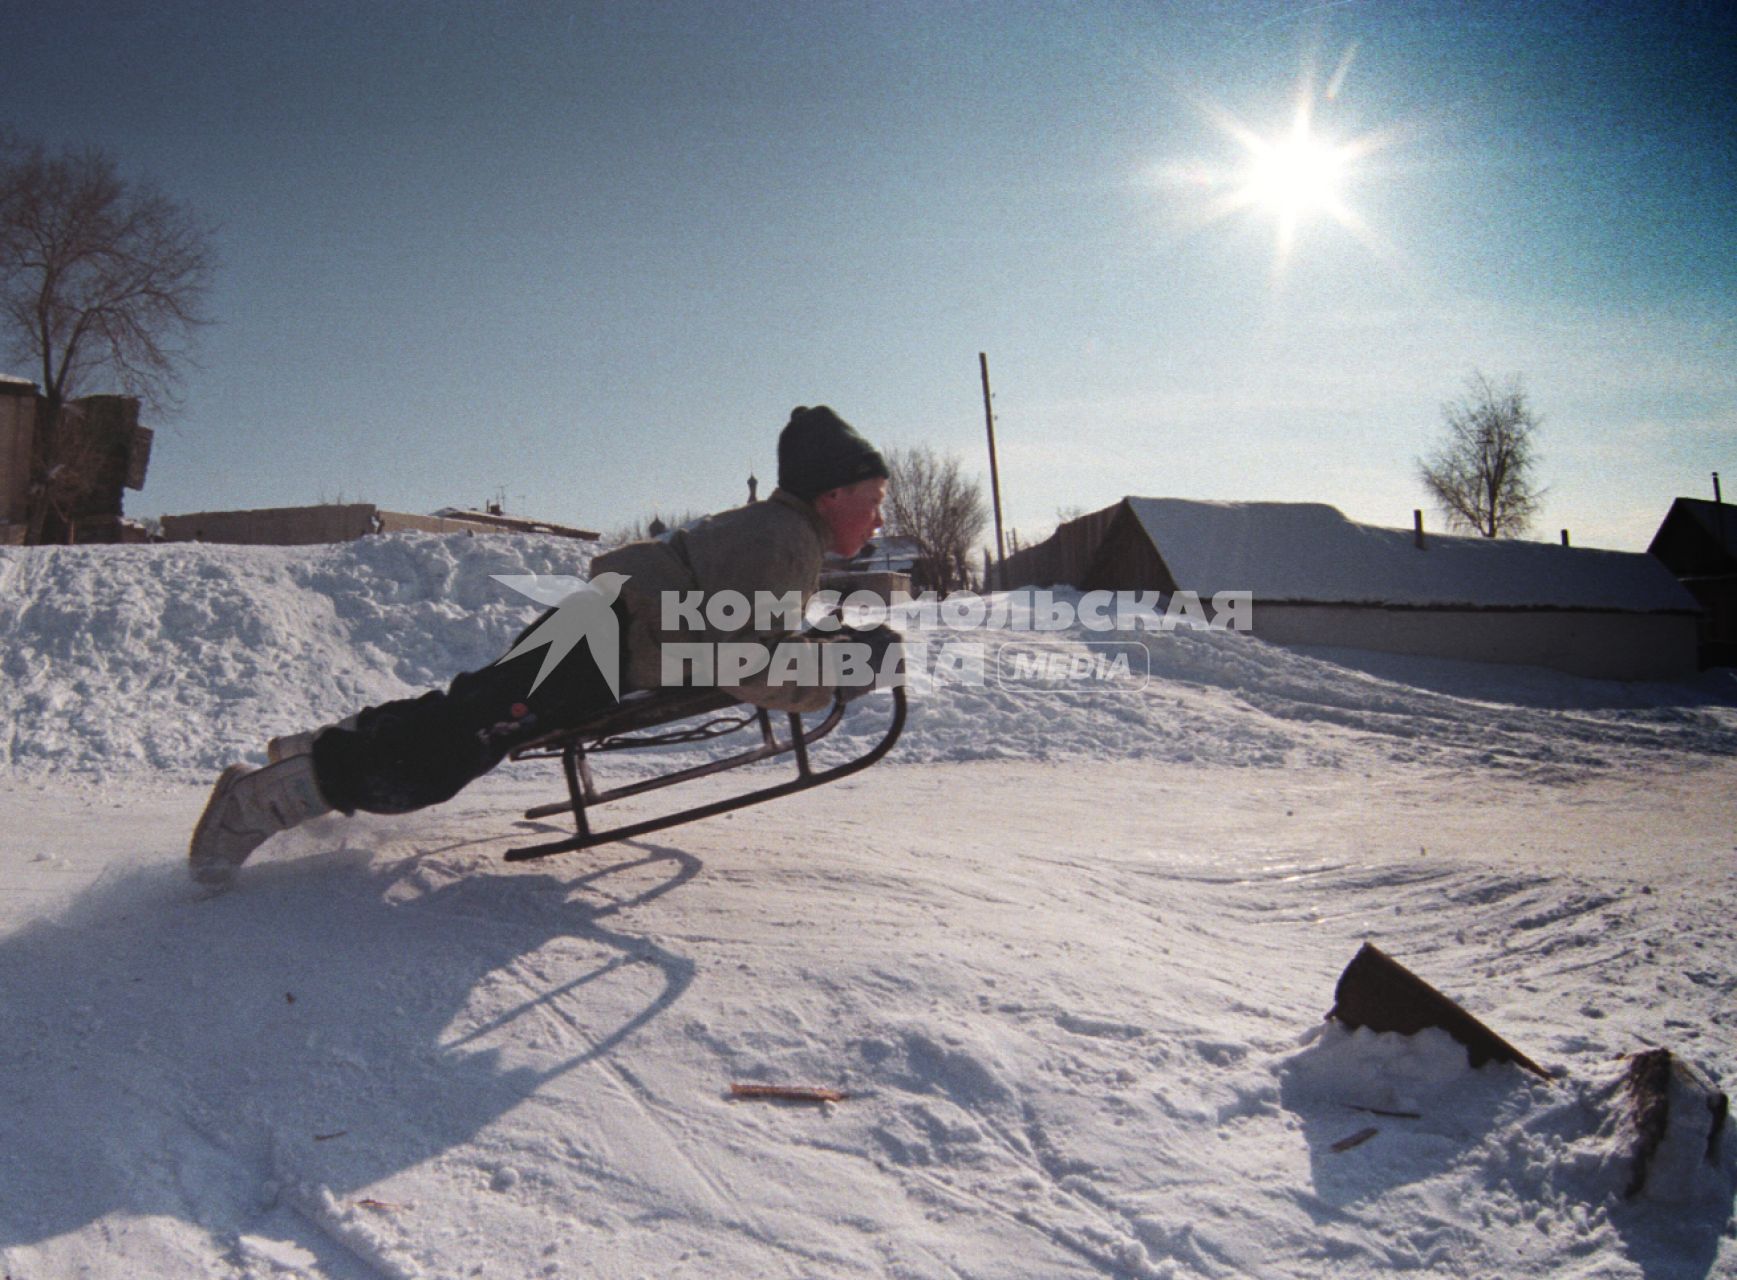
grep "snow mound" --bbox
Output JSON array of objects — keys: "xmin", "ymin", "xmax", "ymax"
[
  {"xmin": 0, "ymin": 536, "xmax": 593, "ymax": 777},
  {"xmin": 1270, "ymin": 1022, "xmax": 1736, "ymax": 1265},
  {"xmin": 2, "ymin": 539, "xmax": 1736, "ymax": 783}
]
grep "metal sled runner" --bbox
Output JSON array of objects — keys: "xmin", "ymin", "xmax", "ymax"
[{"xmin": 503, "ymin": 683, "xmax": 906, "ymax": 861}]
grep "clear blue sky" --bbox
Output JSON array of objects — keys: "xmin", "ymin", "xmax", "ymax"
[{"xmin": 3, "ymin": 0, "xmax": 1732, "ymax": 549}]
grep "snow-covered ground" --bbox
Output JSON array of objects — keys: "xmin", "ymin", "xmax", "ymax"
[{"xmin": 3, "ymin": 534, "xmax": 1735, "ymax": 1279}]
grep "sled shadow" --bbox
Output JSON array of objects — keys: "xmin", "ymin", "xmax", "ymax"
[{"xmin": 0, "ymin": 835, "xmax": 700, "ymax": 1266}]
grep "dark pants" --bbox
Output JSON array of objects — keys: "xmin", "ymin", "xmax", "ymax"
[{"xmin": 312, "ymin": 613, "xmax": 621, "ymax": 816}]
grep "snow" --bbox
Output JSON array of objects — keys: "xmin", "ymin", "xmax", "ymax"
[
  {"xmin": 1123, "ymin": 498, "xmax": 1698, "ymax": 611},
  {"xmin": 3, "ymin": 532, "xmax": 1736, "ymax": 1279}
]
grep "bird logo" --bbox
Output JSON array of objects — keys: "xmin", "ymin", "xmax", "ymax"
[{"xmin": 491, "ymin": 572, "xmax": 630, "ymax": 700}]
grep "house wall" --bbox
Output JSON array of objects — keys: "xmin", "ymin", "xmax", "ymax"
[
  {"xmin": 999, "ymin": 502, "xmax": 1124, "ymax": 588},
  {"xmin": 1081, "ymin": 506, "xmax": 1175, "ymax": 594},
  {"xmin": 376, "ymin": 510, "xmax": 511, "ymax": 536},
  {"xmin": 0, "ymin": 385, "xmax": 34, "ymax": 543},
  {"xmin": 162, "ymin": 504, "xmax": 383, "ymax": 544},
  {"xmin": 1252, "ymin": 602, "xmax": 1700, "ymax": 681},
  {"xmin": 819, "ymin": 570, "xmax": 913, "ymax": 608},
  {"xmin": 1677, "ymin": 577, "xmax": 1737, "ymax": 667},
  {"xmin": 160, "ymin": 504, "xmax": 529, "ymax": 544},
  {"xmin": 1647, "ymin": 502, "xmax": 1737, "ymax": 665}
]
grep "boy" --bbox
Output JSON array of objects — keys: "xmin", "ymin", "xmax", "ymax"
[{"xmin": 190, "ymin": 405, "xmax": 892, "ymax": 884}]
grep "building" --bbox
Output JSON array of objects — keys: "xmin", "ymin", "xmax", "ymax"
[
  {"xmin": 1648, "ymin": 496, "xmax": 1737, "ymax": 667},
  {"xmin": 840, "ymin": 534, "xmax": 920, "ymax": 576},
  {"xmin": 428, "ymin": 505, "xmax": 601, "ymax": 540},
  {"xmin": 0, "ymin": 379, "xmax": 153, "ymax": 545},
  {"xmin": 0, "ymin": 377, "xmax": 34, "ymax": 541},
  {"xmin": 821, "ymin": 534, "xmax": 918, "ymax": 604},
  {"xmin": 1000, "ymin": 497, "xmax": 1701, "ymax": 681},
  {"xmin": 159, "ymin": 503, "xmax": 598, "ymax": 545}
]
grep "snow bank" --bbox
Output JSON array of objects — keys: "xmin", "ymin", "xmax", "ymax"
[
  {"xmin": 0, "ymin": 535, "xmax": 592, "ymax": 777},
  {"xmin": 3, "ymin": 536, "xmax": 1736, "ymax": 783},
  {"xmin": 2, "ymin": 533, "xmax": 1735, "ymax": 1278}
]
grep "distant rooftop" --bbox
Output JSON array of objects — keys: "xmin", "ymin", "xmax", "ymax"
[
  {"xmin": 430, "ymin": 507, "xmax": 600, "ymax": 540},
  {"xmin": 1651, "ymin": 496, "xmax": 1737, "ymax": 561},
  {"xmin": 1125, "ymin": 498, "xmax": 1697, "ymax": 613}
]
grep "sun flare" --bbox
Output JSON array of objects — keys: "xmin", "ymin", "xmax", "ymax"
[
  {"xmin": 1165, "ymin": 62, "xmax": 1392, "ymax": 278},
  {"xmin": 1227, "ymin": 101, "xmax": 1367, "ymax": 264},
  {"xmin": 1241, "ymin": 118, "xmax": 1349, "ymax": 223}
]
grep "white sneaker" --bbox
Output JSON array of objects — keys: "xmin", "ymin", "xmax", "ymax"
[
  {"xmin": 266, "ymin": 714, "xmax": 359, "ymax": 764},
  {"xmin": 189, "ymin": 755, "xmax": 333, "ymax": 886}
]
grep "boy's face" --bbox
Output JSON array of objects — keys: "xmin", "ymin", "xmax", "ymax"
[{"xmin": 815, "ymin": 477, "xmax": 888, "ymax": 558}]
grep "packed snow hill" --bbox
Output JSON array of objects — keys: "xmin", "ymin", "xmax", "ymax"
[{"xmin": 2, "ymin": 533, "xmax": 1736, "ymax": 1279}]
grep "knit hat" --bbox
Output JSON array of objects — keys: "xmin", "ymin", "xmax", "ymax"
[{"xmin": 777, "ymin": 406, "xmax": 889, "ymax": 501}]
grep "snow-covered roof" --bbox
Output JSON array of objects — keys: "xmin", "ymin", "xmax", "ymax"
[
  {"xmin": 847, "ymin": 534, "xmax": 921, "ymax": 572},
  {"xmin": 1124, "ymin": 498, "xmax": 1698, "ymax": 612},
  {"xmin": 429, "ymin": 507, "xmax": 601, "ymax": 540}
]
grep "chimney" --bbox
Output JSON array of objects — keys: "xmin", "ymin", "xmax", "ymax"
[
  {"xmin": 747, "ymin": 472, "xmax": 759, "ymax": 503},
  {"xmin": 1561, "ymin": 529, "xmax": 1570, "ymax": 546},
  {"xmin": 1413, "ymin": 509, "xmax": 1426, "ymax": 549}
]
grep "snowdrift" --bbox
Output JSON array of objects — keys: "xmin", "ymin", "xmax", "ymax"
[
  {"xmin": 3, "ymin": 534, "xmax": 1736, "ymax": 1279},
  {"xmin": 3, "ymin": 533, "xmax": 1735, "ymax": 780}
]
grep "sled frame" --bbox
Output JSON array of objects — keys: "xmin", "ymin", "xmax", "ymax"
[{"xmin": 503, "ymin": 684, "xmax": 906, "ymax": 860}]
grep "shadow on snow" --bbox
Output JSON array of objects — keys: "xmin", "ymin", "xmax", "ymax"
[{"xmin": 0, "ymin": 834, "xmax": 701, "ymax": 1261}]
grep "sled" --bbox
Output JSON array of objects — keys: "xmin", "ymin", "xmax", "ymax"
[{"xmin": 502, "ymin": 682, "xmax": 906, "ymax": 860}]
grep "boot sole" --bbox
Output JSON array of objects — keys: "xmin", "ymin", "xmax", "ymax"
[{"xmin": 189, "ymin": 764, "xmax": 253, "ymax": 885}]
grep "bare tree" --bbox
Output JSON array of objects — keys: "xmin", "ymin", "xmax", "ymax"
[
  {"xmin": 0, "ymin": 133, "xmax": 214, "ymax": 542},
  {"xmin": 1417, "ymin": 372, "xmax": 1546, "ymax": 538},
  {"xmin": 883, "ymin": 445, "xmax": 988, "ymax": 593}
]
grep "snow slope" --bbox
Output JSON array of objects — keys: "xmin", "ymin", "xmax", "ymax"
[{"xmin": 2, "ymin": 534, "xmax": 1736, "ymax": 1279}]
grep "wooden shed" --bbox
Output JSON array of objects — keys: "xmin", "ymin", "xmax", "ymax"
[{"xmin": 1001, "ymin": 497, "xmax": 1702, "ymax": 682}]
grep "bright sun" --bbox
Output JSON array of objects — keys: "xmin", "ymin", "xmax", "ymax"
[
  {"xmin": 1170, "ymin": 64, "xmax": 1389, "ymax": 277},
  {"xmin": 1230, "ymin": 103, "xmax": 1363, "ymax": 262},
  {"xmin": 1242, "ymin": 117, "xmax": 1349, "ymax": 223}
]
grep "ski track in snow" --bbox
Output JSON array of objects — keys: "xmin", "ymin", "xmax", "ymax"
[{"xmin": 2, "ymin": 534, "xmax": 1736, "ymax": 1278}]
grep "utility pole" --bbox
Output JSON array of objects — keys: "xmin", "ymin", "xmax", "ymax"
[{"xmin": 979, "ymin": 352, "xmax": 1007, "ymax": 588}]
